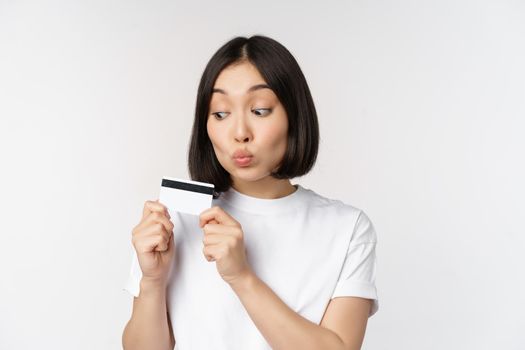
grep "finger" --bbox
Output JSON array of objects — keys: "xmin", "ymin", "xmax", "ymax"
[
  {"xmin": 142, "ymin": 199, "xmax": 169, "ymax": 219},
  {"xmin": 138, "ymin": 211, "xmax": 174, "ymax": 234},
  {"xmin": 166, "ymin": 233, "xmax": 175, "ymax": 253},
  {"xmin": 134, "ymin": 232, "xmax": 170, "ymax": 253},
  {"xmin": 203, "ymin": 245, "xmax": 218, "ymax": 262},
  {"xmin": 154, "ymin": 239, "xmax": 168, "ymax": 252},
  {"xmin": 135, "ymin": 221, "xmax": 171, "ymax": 245},
  {"xmin": 134, "ymin": 211, "xmax": 173, "ymax": 236},
  {"xmin": 199, "ymin": 206, "xmax": 237, "ymax": 228},
  {"xmin": 202, "ymin": 233, "xmax": 233, "ymax": 246},
  {"xmin": 202, "ymin": 223, "xmax": 239, "ymax": 237},
  {"xmin": 156, "ymin": 230, "xmax": 175, "ymax": 252},
  {"xmin": 150, "ymin": 232, "xmax": 170, "ymax": 252}
]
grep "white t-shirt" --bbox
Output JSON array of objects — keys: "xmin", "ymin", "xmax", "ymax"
[{"xmin": 123, "ymin": 183, "xmax": 379, "ymax": 349}]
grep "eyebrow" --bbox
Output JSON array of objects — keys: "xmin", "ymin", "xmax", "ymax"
[{"xmin": 212, "ymin": 84, "xmax": 272, "ymax": 95}]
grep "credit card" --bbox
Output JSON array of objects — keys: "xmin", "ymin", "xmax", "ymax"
[{"xmin": 158, "ymin": 176, "xmax": 215, "ymax": 216}]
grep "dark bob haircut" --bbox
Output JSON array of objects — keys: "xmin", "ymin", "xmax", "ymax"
[{"xmin": 188, "ymin": 35, "xmax": 319, "ymax": 199}]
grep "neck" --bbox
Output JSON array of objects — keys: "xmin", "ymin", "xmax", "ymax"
[{"xmin": 231, "ymin": 178, "xmax": 296, "ymax": 199}]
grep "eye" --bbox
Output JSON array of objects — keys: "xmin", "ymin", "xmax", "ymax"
[
  {"xmin": 252, "ymin": 108, "xmax": 272, "ymax": 117},
  {"xmin": 211, "ymin": 112, "xmax": 229, "ymax": 120}
]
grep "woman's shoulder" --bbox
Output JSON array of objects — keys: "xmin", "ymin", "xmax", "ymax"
[
  {"xmin": 300, "ymin": 184, "xmax": 363, "ymax": 217},
  {"xmin": 301, "ymin": 185, "xmax": 377, "ymax": 243}
]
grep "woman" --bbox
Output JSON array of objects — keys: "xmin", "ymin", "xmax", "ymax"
[{"xmin": 122, "ymin": 35, "xmax": 379, "ymax": 350}]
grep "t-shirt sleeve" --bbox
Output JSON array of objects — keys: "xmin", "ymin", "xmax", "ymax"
[
  {"xmin": 123, "ymin": 247, "xmax": 143, "ymax": 298},
  {"xmin": 331, "ymin": 210, "xmax": 379, "ymax": 317}
]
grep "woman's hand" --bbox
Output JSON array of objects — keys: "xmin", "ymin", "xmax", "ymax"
[
  {"xmin": 199, "ymin": 206, "xmax": 253, "ymax": 286},
  {"xmin": 131, "ymin": 199, "xmax": 175, "ymax": 286}
]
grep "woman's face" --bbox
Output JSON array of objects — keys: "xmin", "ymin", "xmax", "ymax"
[{"xmin": 207, "ymin": 61, "xmax": 289, "ymax": 187}]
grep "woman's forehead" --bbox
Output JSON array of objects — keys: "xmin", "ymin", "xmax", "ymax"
[
  {"xmin": 213, "ymin": 61, "xmax": 267, "ymax": 88},
  {"xmin": 210, "ymin": 84, "xmax": 277, "ymax": 103}
]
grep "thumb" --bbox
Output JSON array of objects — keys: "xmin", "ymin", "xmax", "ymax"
[{"xmin": 166, "ymin": 232, "xmax": 175, "ymax": 254}]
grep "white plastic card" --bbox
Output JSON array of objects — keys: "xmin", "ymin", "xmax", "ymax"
[{"xmin": 158, "ymin": 176, "xmax": 215, "ymax": 216}]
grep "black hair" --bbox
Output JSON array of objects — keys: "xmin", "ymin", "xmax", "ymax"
[{"xmin": 187, "ymin": 35, "xmax": 319, "ymax": 199}]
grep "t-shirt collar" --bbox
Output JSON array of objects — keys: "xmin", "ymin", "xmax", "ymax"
[{"xmin": 217, "ymin": 183, "xmax": 307, "ymax": 215}]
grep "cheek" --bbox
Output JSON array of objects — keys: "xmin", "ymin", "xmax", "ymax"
[
  {"xmin": 274, "ymin": 108, "xmax": 289, "ymax": 142},
  {"xmin": 207, "ymin": 120, "xmax": 221, "ymax": 146},
  {"xmin": 260, "ymin": 121, "xmax": 288, "ymax": 151},
  {"xmin": 206, "ymin": 122, "xmax": 222, "ymax": 154}
]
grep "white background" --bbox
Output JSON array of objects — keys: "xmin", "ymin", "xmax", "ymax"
[{"xmin": 1, "ymin": 0, "xmax": 524, "ymax": 349}]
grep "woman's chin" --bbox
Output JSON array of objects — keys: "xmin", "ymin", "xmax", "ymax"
[{"xmin": 230, "ymin": 168, "xmax": 274, "ymax": 183}]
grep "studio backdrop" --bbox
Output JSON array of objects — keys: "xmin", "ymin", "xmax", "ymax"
[{"xmin": 0, "ymin": 0, "xmax": 524, "ymax": 349}]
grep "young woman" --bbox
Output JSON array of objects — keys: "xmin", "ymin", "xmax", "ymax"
[{"xmin": 122, "ymin": 35, "xmax": 379, "ymax": 350}]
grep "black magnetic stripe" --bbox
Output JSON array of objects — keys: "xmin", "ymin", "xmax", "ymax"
[{"xmin": 161, "ymin": 179, "xmax": 215, "ymax": 195}]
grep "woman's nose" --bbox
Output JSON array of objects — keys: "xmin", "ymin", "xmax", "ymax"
[{"xmin": 233, "ymin": 114, "xmax": 252, "ymax": 143}]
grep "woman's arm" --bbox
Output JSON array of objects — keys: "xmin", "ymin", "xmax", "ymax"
[
  {"xmin": 230, "ymin": 271, "xmax": 368, "ymax": 350},
  {"xmin": 122, "ymin": 278, "xmax": 175, "ymax": 350}
]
